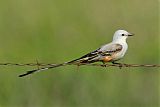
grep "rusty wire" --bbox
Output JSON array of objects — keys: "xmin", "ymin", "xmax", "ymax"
[{"xmin": 0, "ymin": 62, "xmax": 159, "ymax": 68}]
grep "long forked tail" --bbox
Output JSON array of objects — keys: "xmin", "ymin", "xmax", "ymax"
[
  {"xmin": 18, "ymin": 63, "xmax": 68, "ymax": 77},
  {"xmin": 18, "ymin": 56, "xmax": 92, "ymax": 77}
]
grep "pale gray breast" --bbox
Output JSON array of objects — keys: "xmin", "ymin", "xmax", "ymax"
[
  {"xmin": 99, "ymin": 42, "xmax": 127, "ymax": 61},
  {"xmin": 113, "ymin": 42, "xmax": 128, "ymax": 60}
]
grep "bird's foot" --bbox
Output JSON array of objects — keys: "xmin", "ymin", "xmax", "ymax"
[
  {"xmin": 112, "ymin": 62, "xmax": 123, "ymax": 69},
  {"xmin": 101, "ymin": 62, "xmax": 106, "ymax": 67},
  {"xmin": 118, "ymin": 64, "xmax": 123, "ymax": 69},
  {"xmin": 101, "ymin": 64, "xmax": 106, "ymax": 67}
]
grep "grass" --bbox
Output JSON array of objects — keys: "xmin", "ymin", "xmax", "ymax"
[{"xmin": 0, "ymin": 0, "xmax": 159, "ymax": 107}]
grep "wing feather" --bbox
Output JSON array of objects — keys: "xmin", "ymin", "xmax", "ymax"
[
  {"xmin": 100, "ymin": 43, "xmax": 122, "ymax": 56},
  {"xmin": 68, "ymin": 43, "xmax": 122, "ymax": 63}
]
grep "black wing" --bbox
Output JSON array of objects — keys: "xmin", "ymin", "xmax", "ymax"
[
  {"xmin": 68, "ymin": 48, "xmax": 102, "ymax": 63},
  {"xmin": 68, "ymin": 44, "xmax": 122, "ymax": 64}
]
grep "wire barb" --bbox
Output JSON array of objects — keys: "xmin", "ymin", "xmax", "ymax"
[
  {"xmin": 0, "ymin": 62, "xmax": 159, "ymax": 67},
  {"xmin": 0, "ymin": 62, "xmax": 159, "ymax": 77},
  {"xmin": 83, "ymin": 63, "xmax": 160, "ymax": 67}
]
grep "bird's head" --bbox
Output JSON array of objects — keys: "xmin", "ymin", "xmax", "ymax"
[{"xmin": 112, "ymin": 30, "xmax": 134, "ymax": 42}]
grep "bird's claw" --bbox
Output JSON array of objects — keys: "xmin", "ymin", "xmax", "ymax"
[
  {"xmin": 102, "ymin": 64, "xmax": 106, "ymax": 67},
  {"xmin": 118, "ymin": 64, "xmax": 123, "ymax": 69},
  {"xmin": 112, "ymin": 62, "xmax": 123, "ymax": 69}
]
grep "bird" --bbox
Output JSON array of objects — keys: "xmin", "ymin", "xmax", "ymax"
[{"xmin": 19, "ymin": 29, "xmax": 134, "ymax": 77}]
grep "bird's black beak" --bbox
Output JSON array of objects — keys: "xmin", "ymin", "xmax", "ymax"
[{"xmin": 128, "ymin": 33, "xmax": 134, "ymax": 36}]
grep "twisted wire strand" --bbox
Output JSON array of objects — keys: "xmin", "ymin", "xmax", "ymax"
[
  {"xmin": 82, "ymin": 63, "xmax": 160, "ymax": 67},
  {"xmin": 0, "ymin": 62, "xmax": 159, "ymax": 67}
]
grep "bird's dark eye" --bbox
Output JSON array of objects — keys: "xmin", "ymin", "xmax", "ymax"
[{"xmin": 122, "ymin": 34, "xmax": 125, "ymax": 36}]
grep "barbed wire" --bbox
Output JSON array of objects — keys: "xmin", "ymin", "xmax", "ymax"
[
  {"xmin": 80, "ymin": 63, "xmax": 160, "ymax": 67},
  {"xmin": 0, "ymin": 63, "xmax": 55, "ymax": 66},
  {"xmin": 0, "ymin": 62, "xmax": 159, "ymax": 68}
]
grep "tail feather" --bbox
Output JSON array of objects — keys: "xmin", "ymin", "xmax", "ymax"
[
  {"xmin": 19, "ymin": 63, "xmax": 66, "ymax": 77},
  {"xmin": 19, "ymin": 56, "xmax": 93, "ymax": 77}
]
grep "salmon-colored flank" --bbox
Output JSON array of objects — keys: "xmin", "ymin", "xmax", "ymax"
[{"xmin": 103, "ymin": 56, "xmax": 113, "ymax": 62}]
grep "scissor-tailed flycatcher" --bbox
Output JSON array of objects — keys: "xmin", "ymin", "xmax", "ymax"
[{"xmin": 19, "ymin": 30, "xmax": 133, "ymax": 77}]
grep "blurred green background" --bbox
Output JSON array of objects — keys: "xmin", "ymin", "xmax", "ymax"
[{"xmin": 0, "ymin": 0, "xmax": 159, "ymax": 107}]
